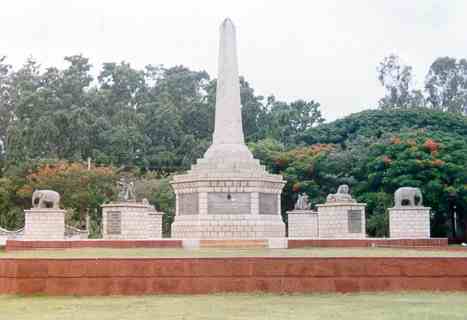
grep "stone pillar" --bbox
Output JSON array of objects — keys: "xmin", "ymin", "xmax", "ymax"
[
  {"xmin": 316, "ymin": 203, "xmax": 366, "ymax": 239},
  {"xmin": 199, "ymin": 192, "xmax": 208, "ymax": 215},
  {"xmin": 102, "ymin": 202, "xmax": 164, "ymax": 239},
  {"xmin": 251, "ymin": 192, "xmax": 259, "ymax": 215},
  {"xmin": 389, "ymin": 207, "xmax": 430, "ymax": 238},
  {"xmin": 23, "ymin": 209, "xmax": 65, "ymax": 240},
  {"xmin": 287, "ymin": 210, "xmax": 318, "ymax": 238}
]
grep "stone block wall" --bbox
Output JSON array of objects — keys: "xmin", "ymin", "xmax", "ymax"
[
  {"xmin": 102, "ymin": 203, "xmax": 163, "ymax": 240},
  {"xmin": 23, "ymin": 209, "xmax": 65, "ymax": 240},
  {"xmin": 172, "ymin": 214, "xmax": 285, "ymax": 239},
  {"xmin": 389, "ymin": 207, "xmax": 430, "ymax": 238},
  {"xmin": 287, "ymin": 210, "xmax": 318, "ymax": 238},
  {"xmin": 316, "ymin": 204, "xmax": 366, "ymax": 239}
]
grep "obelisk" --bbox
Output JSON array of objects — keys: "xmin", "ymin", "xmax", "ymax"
[
  {"xmin": 204, "ymin": 18, "xmax": 253, "ymax": 161},
  {"xmin": 170, "ymin": 18, "xmax": 286, "ymax": 239}
]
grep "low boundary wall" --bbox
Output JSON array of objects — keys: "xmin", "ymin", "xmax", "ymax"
[
  {"xmin": 288, "ymin": 238, "xmax": 448, "ymax": 248},
  {"xmin": 5, "ymin": 238, "xmax": 448, "ymax": 251},
  {"xmin": 5, "ymin": 239, "xmax": 182, "ymax": 251},
  {"xmin": 0, "ymin": 257, "xmax": 466, "ymax": 295}
]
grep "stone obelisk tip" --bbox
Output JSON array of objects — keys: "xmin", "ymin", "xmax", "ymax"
[{"xmin": 203, "ymin": 17, "xmax": 253, "ymax": 161}]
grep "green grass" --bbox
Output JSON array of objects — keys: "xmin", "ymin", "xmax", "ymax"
[
  {"xmin": 1, "ymin": 292, "xmax": 466, "ymax": 320},
  {"xmin": 1, "ymin": 247, "xmax": 467, "ymax": 258}
]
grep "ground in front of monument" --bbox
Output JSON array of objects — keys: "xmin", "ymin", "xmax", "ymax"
[{"xmin": 1, "ymin": 292, "xmax": 466, "ymax": 320}]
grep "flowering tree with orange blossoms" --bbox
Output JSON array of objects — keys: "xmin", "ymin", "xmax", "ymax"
[{"xmin": 19, "ymin": 161, "xmax": 117, "ymax": 234}]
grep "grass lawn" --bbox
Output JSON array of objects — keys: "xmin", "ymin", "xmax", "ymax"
[
  {"xmin": 1, "ymin": 247, "xmax": 467, "ymax": 258},
  {"xmin": 1, "ymin": 292, "xmax": 466, "ymax": 320}
]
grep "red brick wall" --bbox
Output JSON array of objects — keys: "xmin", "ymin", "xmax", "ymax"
[
  {"xmin": 0, "ymin": 257, "xmax": 466, "ymax": 295},
  {"xmin": 5, "ymin": 240, "xmax": 182, "ymax": 251},
  {"xmin": 288, "ymin": 238, "xmax": 448, "ymax": 248}
]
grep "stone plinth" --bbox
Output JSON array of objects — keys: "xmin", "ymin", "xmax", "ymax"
[
  {"xmin": 24, "ymin": 209, "xmax": 65, "ymax": 240},
  {"xmin": 316, "ymin": 203, "xmax": 366, "ymax": 239},
  {"xmin": 287, "ymin": 210, "xmax": 318, "ymax": 238},
  {"xmin": 102, "ymin": 202, "xmax": 163, "ymax": 240},
  {"xmin": 171, "ymin": 176, "xmax": 285, "ymax": 239},
  {"xmin": 389, "ymin": 207, "xmax": 430, "ymax": 238}
]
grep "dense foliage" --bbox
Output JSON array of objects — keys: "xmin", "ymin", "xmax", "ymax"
[{"xmin": 1, "ymin": 54, "xmax": 466, "ymax": 239}]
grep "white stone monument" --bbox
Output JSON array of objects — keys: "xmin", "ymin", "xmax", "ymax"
[
  {"xmin": 288, "ymin": 194, "xmax": 319, "ymax": 238},
  {"xmin": 24, "ymin": 190, "xmax": 65, "ymax": 240},
  {"xmin": 317, "ymin": 185, "xmax": 366, "ymax": 239},
  {"xmin": 170, "ymin": 18, "xmax": 285, "ymax": 239},
  {"xmin": 101, "ymin": 201, "xmax": 164, "ymax": 240},
  {"xmin": 389, "ymin": 187, "xmax": 430, "ymax": 238}
]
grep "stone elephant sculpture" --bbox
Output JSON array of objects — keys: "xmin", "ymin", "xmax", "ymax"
[
  {"xmin": 32, "ymin": 190, "xmax": 60, "ymax": 209},
  {"xmin": 394, "ymin": 187, "xmax": 423, "ymax": 207}
]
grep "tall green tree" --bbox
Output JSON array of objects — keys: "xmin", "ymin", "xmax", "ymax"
[
  {"xmin": 377, "ymin": 54, "xmax": 425, "ymax": 109},
  {"xmin": 425, "ymin": 57, "xmax": 467, "ymax": 114}
]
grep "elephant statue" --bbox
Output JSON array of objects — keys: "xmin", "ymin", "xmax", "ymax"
[
  {"xmin": 394, "ymin": 187, "xmax": 423, "ymax": 207},
  {"xmin": 32, "ymin": 190, "xmax": 60, "ymax": 209}
]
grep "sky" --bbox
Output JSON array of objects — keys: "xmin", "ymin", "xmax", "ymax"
[{"xmin": 1, "ymin": 0, "xmax": 466, "ymax": 121}]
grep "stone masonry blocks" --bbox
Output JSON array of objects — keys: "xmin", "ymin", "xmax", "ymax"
[
  {"xmin": 389, "ymin": 207, "xmax": 430, "ymax": 239},
  {"xmin": 23, "ymin": 209, "xmax": 65, "ymax": 240},
  {"xmin": 287, "ymin": 210, "xmax": 318, "ymax": 238},
  {"xmin": 102, "ymin": 203, "xmax": 163, "ymax": 240},
  {"xmin": 316, "ymin": 203, "xmax": 366, "ymax": 239}
]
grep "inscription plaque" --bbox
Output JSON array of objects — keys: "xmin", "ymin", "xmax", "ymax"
[
  {"xmin": 348, "ymin": 209, "xmax": 362, "ymax": 233},
  {"xmin": 179, "ymin": 193, "xmax": 199, "ymax": 215},
  {"xmin": 208, "ymin": 193, "xmax": 251, "ymax": 215},
  {"xmin": 259, "ymin": 193, "xmax": 278, "ymax": 215},
  {"xmin": 107, "ymin": 211, "xmax": 122, "ymax": 235}
]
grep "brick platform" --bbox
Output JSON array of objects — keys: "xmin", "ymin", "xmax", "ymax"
[
  {"xmin": 0, "ymin": 257, "xmax": 466, "ymax": 295},
  {"xmin": 5, "ymin": 239, "xmax": 182, "ymax": 251},
  {"xmin": 288, "ymin": 238, "xmax": 448, "ymax": 248}
]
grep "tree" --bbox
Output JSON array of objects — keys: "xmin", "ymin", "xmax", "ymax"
[
  {"xmin": 377, "ymin": 54, "xmax": 425, "ymax": 109},
  {"xmin": 265, "ymin": 96, "xmax": 324, "ymax": 146},
  {"xmin": 18, "ymin": 161, "xmax": 117, "ymax": 235},
  {"xmin": 425, "ymin": 57, "xmax": 467, "ymax": 114},
  {"xmin": 0, "ymin": 56, "xmax": 12, "ymax": 155}
]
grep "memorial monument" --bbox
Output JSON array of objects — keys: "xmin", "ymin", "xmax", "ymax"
[
  {"xmin": 101, "ymin": 178, "xmax": 164, "ymax": 239},
  {"xmin": 288, "ymin": 193, "xmax": 318, "ymax": 238},
  {"xmin": 389, "ymin": 187, "xmax": 430, "ymax": 238},
  {"xmin": 170, "ymin": 18, "xmax": 286, "ymax": 239},
  {"xmin": 24, "ymin": 189, "xmax": 65, "ymax": 240},
  {"xmin": 317, "ymin": 184, "xmax": 366, "ymax": 238}
]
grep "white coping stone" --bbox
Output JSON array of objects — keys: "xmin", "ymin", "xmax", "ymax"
[
  {"xmin": 182, "ymin": 239, "xmax": 200, "ymax": 249},
  {"xmin": 268, "ymin": 237, "xmax": 288, "ymax": 249}
]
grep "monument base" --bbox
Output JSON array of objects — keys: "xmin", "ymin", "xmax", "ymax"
[
  {"xmin": 101, "ymin": 202, "xmax": 163, "ymax": 240},
  {"xmin": 24, "ymin": 209, "xmax": 65, "ymax": 240},
  {"xmin": 172, "ymin": 214, "xmax": 285, "ymax": 239},
  {"xmin": 316, "ymin": 203, "xmax": 366, "ymax": 239},
  {"xmin": 389, "ymin": 207, "xmax": 430, "ymax": 239},
  {"xmin": 287, "ymin": 210, "xmax": 318, "ymax": 238}
]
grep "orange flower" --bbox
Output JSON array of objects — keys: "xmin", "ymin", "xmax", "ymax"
[
  {"xmin": 391, "ymin": 137, "xmax": 401, "ymax": 145},
  {"xmin": 432, "ymin": 159, "xmax": 445, "ymax": 167},
  {"xmin": 424, "ymin": 139, "xmax": 439, "ymax": 153}
]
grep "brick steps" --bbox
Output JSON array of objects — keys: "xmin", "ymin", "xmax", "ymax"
[{"xmin": 200, "ymin": 239, "xmax": 268, "ymax": 249}]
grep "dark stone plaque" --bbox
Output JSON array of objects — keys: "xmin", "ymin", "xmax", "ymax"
[
  {"xmin": 259, "ymin": 193, "xmax": 278, "ymax": 215},
  {"xmin": 348, "ymin": 209, "xmax": 362, "ymax": 233},
  {"xmin": 107, "ymin": 211, "xmax": 122, "ymax": 235},
  {"xmin": 208, "ymin": 192, "xmax": 251, "ymax": 215},
  {"xmin": 179, "ymin": 193, "xmax": 199, "ymax": 215}
]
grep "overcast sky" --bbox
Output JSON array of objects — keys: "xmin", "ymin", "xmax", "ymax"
[{"xmin": 1, "ymin": 0, "xmax": 466, "ymax": 120}]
